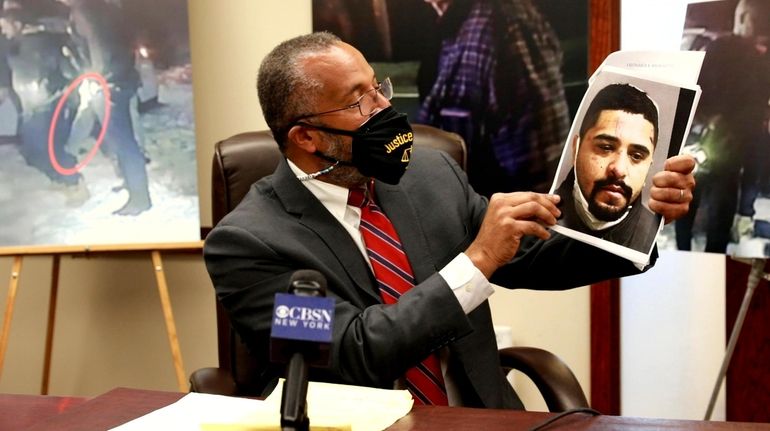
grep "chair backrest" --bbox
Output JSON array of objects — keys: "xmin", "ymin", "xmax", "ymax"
[
  {"xmin": 209, "ymin": 124, "xmax": 466, "ymax": 394},
  {"xmin": 498, "ymin": 347, "xmax": 590, "ymax": 411}
]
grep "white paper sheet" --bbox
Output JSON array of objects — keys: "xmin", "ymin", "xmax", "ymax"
[{"xmin": 110, "ymin": 380, "xmax": 413, "ymax": 431}]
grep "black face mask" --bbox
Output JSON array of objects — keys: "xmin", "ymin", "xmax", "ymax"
[{"xmin": 299, "ymin": 107, "xmax": 414, "ymax": 184}]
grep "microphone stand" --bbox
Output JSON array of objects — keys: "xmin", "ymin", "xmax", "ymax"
[
  {"xmin": 281, "ymin": 351, "xmax": 310, "ymax": 431},
  {"xmin": 279, "ymin": 275, "xmax": 324, "ymax": 431},
  {"xmin": 704, "ymin": 258, "xmax": 768, "ymax": 420}
]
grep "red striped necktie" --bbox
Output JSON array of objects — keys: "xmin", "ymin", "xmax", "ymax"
[{"xmin": 348, "ymin": 186, "xmax": 449, "ymax": 406}]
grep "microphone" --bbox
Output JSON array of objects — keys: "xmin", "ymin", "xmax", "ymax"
[{"xmin": 270, "ymin": 270, "xmax": 334, "ymax": 431}]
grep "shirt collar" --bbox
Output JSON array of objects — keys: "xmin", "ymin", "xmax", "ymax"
[{"xmin": 287, "ymin": 158, "xmax": 350, "ymax": 220}]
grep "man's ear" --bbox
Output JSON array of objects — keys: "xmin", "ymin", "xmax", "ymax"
[{"xmin": 287, "ymin": 124, "xmax": 318, "ymax": 154}]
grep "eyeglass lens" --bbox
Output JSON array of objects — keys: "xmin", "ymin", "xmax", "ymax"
[{"xmin": 359, "ymin": 77, "xmax": 393, "ymax": 116}]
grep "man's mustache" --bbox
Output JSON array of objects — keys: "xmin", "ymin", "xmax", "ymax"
[{"xmin": 591, "ymin": 178, "xmax": 633, "ymax": 202}]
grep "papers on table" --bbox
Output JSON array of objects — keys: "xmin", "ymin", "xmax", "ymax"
[{"xmin": 110, "ymin": 380, "xmax": 413, "ymax": 431}]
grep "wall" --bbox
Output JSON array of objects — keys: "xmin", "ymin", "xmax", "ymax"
[
  {"xmin": 488, "ymin": 288, "xmax": 590, "ymax": 412},
  {"xmin": 621, "ymin": 251, "xmax": 725, "ymax": 420},
  {"xmin": 190, "ymin": 0, "xmax": 312, "ymax": 228}
]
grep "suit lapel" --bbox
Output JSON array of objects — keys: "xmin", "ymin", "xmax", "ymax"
[
  {"xmin": 375, "ymin": 181, "xmax": 437, "ymax": 283},
  {"xmin": 272, "ymin": 160, "xmax": 380, "ymax": 302}
]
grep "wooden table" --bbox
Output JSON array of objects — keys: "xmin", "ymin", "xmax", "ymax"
[
  {"xmin": 0, "ymin": 393, "xmax": 86, "ymax": 430},
  {"xmin": 4, "ymin": 387, "xmax": 770, "ymax": 430}
]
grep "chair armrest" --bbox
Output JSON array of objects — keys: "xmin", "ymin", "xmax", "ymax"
[
  {"xmin": 499, "ymin": 346, "xmax": 590, "ymax": 412},
  {"xmin": 189, "ymin": 367, "xmax": 239, "ymax": 396}
]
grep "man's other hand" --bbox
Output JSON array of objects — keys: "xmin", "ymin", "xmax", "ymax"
[
  {"xmin": 466, "ymin": 192, "xmax": 561, "ymax": 278},
  {"xmin": 648, "ymin": 154, "xmax": 696, "ymax": 224}
]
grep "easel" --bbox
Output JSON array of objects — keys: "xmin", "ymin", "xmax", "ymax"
[
  {"xmin": 0, "ymin": 241, "xmax": 203, "ymax": 394},
  {"xmin": 704, "ymin": 257, "xmax": 769, "ymax": 420}
]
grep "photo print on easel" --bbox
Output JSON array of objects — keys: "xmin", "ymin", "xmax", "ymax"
[
  {"xmin": 0, "ymin": 0, "xmax": 199, "ymax": 249},
  {"xmin": 666, "ymin": 0, "xmax": 770, "ymax": 258}
]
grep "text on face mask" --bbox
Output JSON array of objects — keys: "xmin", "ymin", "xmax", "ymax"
[{"xmin": 385, "ymin": 132, "xmax": 414, "ymax": 154}]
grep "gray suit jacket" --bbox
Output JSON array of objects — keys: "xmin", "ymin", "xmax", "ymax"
[{"xmin": 204, "ymin": 147, "xmax": 649, "ymax": 408}]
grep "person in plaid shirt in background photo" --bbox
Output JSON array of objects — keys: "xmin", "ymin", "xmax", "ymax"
[{"xmin": 418, "ymin": 0, "xmax": 570, "ymax": 197}]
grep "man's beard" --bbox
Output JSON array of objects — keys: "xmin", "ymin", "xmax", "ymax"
[
  {"xmin": 320, "ymin": 134, "xmax": 368, "ymax": 187},
  {"xmin": 587, "ymin": 178, "xmax": 634, "ymax": 221}
]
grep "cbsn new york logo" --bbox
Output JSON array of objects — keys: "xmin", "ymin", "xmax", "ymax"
[
  {"xmin": 274, "ymin": 304, "xmax": 332, "ymax": 330},
  {"xmin": 271, "ymin": 293, "xmax": 334, "ymax": 343}
]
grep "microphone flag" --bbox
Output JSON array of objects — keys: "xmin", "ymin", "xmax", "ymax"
[{"xmin": 271, "ymin": 293, "xmax": 334, "ymax": 343}]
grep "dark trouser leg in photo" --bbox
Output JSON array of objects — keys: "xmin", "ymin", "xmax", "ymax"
[
  {"xmin": 704, "ymin": 169, "xmax": 741, "ymax": 253},
  {"xmin": 675, "ymin": 174, "xmax": 703, "ymax": 251},
  {"xmin": 98, "ymin": 87, "xmax": 151, "ymax": 216}
]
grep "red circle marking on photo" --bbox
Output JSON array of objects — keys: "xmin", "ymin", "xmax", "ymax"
[{"xmin": 48, "ymin": 72, "xmax": 112, "ymax": 175}]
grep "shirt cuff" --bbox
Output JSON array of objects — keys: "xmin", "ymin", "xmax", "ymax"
[{"xmin": 439, "ymin": 253, "xmax": 495, "ymax": 314}]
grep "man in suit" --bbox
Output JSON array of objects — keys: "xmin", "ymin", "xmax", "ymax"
[
  {"xmin": 555, "ymin": 83, "xmax": 661, "ymax": 253},
  {"xmin": 204, "ymin": 32, "xmax": 696, "ymax": 409}
]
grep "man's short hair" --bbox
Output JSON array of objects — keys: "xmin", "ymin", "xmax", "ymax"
[
  {"xmin": 257, "ymin": 31, "xmax": 341, "ymax": 149},
  {"xmin": 579, "ymin": 83, "xmax": 659, "ymax": 146}
]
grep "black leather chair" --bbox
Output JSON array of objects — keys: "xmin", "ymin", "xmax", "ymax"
[{"xmin": 191, "ymin": 124, "xmax": 589, "ymax": 411}]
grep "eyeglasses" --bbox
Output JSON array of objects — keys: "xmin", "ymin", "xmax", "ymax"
[{"xmin": 293, "ymin": 77, "xmax": 393, "ymax": 121}]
